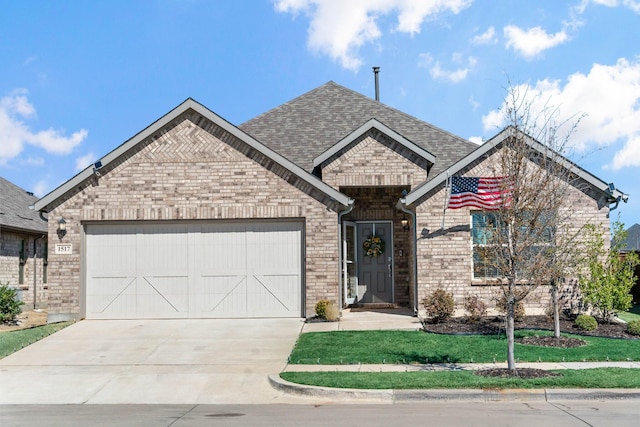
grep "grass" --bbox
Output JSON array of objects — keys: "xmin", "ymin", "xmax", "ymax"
[
  {"xmin": 289, "ymin": 330, "xmax": 640, "ymax": 365},
  {"xmin": 281, "ymin": 368, "xmax": 640, "ymax": 389},
  {"xmin": 618, "ymin": 304, "xmax": 640, "ymax": 323},
  {"xmin": 0, "ymin": 322, "xmax": 72, "ymax": 359}
]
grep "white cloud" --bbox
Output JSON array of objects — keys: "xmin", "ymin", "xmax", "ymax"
[
  {"xmin": 425, "ymin": 55, "xmax": 476, "ymax": 83},
  {"xmin": 32, "ymin": 180, "xmax": 49, "ymax": 198},
  {"xmin": 582, "ymin": 0, "xmax": 640, "ymax": 12},
  {"xmin": 23, "ymin": 157, "xmax": 45, "ymax": 166},
  {"xmin": 481, "ymin": 58, "xmax": 640, "ymax": 170},
  {"xmin": 0, "ymin": 91, "xmax": 88, "ymax": 165},
  {"xmin": 504, "ymin": 25, "xmax": 569, "ymax": 60},
  {"xmin": 611, "ymin": 135, "xmax": 640, "ymax": 169},
  {"xmin": 75, "ymin": 152, "xmax": 95, "ymax": 172},
  {"xmin": 471, "ymin": 26, "xmax": 497, "ymax": 44},
  {"xmin": 468, "ymin": 136, "xmax": 483, "ymax": 145},
  {"xmin": 274, "ymin": 0, "xmax": 473, "ymax": 71},
  {"xmin": 469, "ymin": 96, "xmax": 480, "ymax": 111}
]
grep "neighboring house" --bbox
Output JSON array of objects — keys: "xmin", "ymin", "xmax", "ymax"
[
  {"xmin": 620, "ymin": 223, "xmax": 640, "ymax": 304},
  {"xmin": 0, "ymin": 177, "xmax": 48, "ymax": 309},
  {"xmin": 33, "ymin": 82, "xmax": 625, "ymax": 322}
]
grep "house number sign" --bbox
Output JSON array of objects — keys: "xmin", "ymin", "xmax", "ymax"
[{"xmin": 54, "ymin": 243, "xmax": 73, "ymax": 255}]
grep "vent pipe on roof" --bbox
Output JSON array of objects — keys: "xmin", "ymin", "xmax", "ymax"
[{"xmin": 373, "ymin": 66, "xmax": 380, "ymax": 101}]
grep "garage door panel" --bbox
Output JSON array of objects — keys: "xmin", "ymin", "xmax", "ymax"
[
  {"xmin": 137, "ymin": 276, "xmax": 189, "ymax": 315},
  {"xmin": 137, "ymin": 226, "xmax": 189, "ymax": 276},
  {"xmin": 194, "ymin": 275, "xmax": 247, "ymax": 316},
  {"xmin": 87, "ymin": 227, "xmax": 137, "ymax": 277},
  {"xmin": 86, "ymin": 276, "xmax": 137, "ymax": 318},
  {"xmin": 248, "ymin": 275, "xmax": 300, "ymax": 316},
  {"xmin": 86, "ymin": 221, "xmax": 303, "ymax": 319},
  {"xmin": 247, "ymin": 223, "xmax": 301, "ymax": 274}
]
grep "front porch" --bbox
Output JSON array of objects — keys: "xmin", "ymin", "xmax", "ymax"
[{"xmin": 340, "ymin": 186, "xmax": 415, "ymax": 310}]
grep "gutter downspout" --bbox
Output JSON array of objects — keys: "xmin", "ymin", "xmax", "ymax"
[
  {"xmin": 33, "ymin": 234, "xmax": 45, "ymax": 310},
  {"xmin": 397, "ymin": 198, "xmax": 418, "ymax": 315},
  {"xmin": 338, "ymin": 199, "xmax": 355, "ymax": 313}
]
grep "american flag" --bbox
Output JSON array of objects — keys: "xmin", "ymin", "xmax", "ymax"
[{"xmin": 447, "ymin": 176, "xmax": 510, "ymax": 210}]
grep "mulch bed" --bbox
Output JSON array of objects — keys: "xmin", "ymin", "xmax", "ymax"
[
  {"xmin": 421, "ymin": 314, "xmax": 637, "ymax": 340},
  {"xmin": 518, "ymin": 335, "xmax": 587, "ymax": 348},
  {"xmin": 475, "ymin": 368, "xmax": 561, "ymax": 379}
]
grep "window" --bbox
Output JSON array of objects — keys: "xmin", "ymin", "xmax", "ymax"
[
  {"xmin": 18, "ymin": 239, "xmax": 27, "ymax": 284},
  {"xmin": 471, "ymin": 211, "xmax": 553, "ymax": 280},
  {"xmin": 43, "ymin": 242, "xmax": 48, "ymax": 284},
  {"xmin": 472, "ymin": 212, "xmax": 499, "ymax": 279}
]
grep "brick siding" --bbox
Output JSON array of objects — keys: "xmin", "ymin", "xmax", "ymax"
[
  {"xmin": 0, "ymin": 230, "xmax": 47, "ymax": 309},
  {"xmin": 322, "ymin": 130, "xmax": 429, "ymax": 188}
]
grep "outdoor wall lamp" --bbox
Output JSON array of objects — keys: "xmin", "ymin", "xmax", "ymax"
[
  {"xmin": 57, "ymin": 218, "xmax": 67, "ymax": 240},
  {"xmin": 401, "ymin": 215, "xmax": 409, "ymax": 231}
]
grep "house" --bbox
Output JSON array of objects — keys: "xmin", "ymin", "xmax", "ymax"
[
  {"xmin": 620, "ymin": 223, "xmax": 640, "ymax": 303},
  {"xmin": 33, "ymin": 82, "xmax": 625, "ymax": 322},
  {"xmin": 0, "ymin": 176, "xmax": 48, "ymax": 309}
]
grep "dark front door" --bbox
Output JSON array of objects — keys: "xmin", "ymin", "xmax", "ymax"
[{"xmin": 356, "ymin": 222, "xmax": 393, "ymax": 304}]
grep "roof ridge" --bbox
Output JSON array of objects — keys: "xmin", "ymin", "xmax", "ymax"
[{"xmin": 324, "ymin": 81, "xmax": 476, "ymax": 149}]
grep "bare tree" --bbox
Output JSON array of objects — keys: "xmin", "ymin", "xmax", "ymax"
[{"xmin": 480, "ymin": 83, "xmax": 588, "ymax": 371}]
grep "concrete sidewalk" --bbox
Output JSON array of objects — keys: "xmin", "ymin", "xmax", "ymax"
[{"xmin": 283, "ymin": 361, "xmax": 640, "ymax": 372}]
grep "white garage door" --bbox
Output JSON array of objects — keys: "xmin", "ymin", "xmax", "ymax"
[{"xmin": 85, "ymin": 221, "xmax": 303, "ymax": 319}]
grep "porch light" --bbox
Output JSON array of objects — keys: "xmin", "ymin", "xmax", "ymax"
[
  {"xmin": 57, "ymin": 218, "xmax": 67, "ymax": 240},
  {"xmin": 401, "ymin": 216, "xmax": 409, "ymax": 231}
]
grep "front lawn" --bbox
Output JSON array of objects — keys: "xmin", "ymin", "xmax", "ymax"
[
  {"xmin": 0, "ymin": 322, "xmax": 71, "ymax": 359},
  {"xmin": 289, "ymin": 330, "xmax": 640, "ymax": 365},
  {"xmin": 618, "ymin": 305, "xmax": 640, "ymax": 323},
  {"xmin": 281, "ymin": 368, "xmax": 640, "ymax": 389}
]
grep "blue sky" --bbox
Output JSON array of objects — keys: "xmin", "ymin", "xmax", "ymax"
[{"xmin": 1, "ymin": 0, "xmax": 639, "ymax": 227}]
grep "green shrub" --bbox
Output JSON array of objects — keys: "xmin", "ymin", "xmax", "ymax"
[
  {"xmin": 422, "ymin": 289, "xmax": 455, "ymax": 323},
  {"xmin": 495, "ymin": 295, "xmax": 526, "ymax": 322},
  {"xmin": 0, "ymin": 282, "xmax": 24, "ymax": 323},
  {"xmin": 314, "ymin": 299, "xmax": 331, "ymax": 319},
  {"xmin": 627, "ymin": 320, "xmax": 640, "ymax": 336},
  {"xmin": 463, "ymin": 294, "xmax": 487, "ymax": 323},
  {"xmin": 579, "ymin": 221, "xmax": 640, "ymax": 323},
  {"xmin": 575, "ymin": 314, "xmax": 598, "ymax": 331}
]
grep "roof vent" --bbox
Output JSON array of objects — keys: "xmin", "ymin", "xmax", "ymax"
[{"xmin": 373, "ymin": 66, "xmax": 380, "ymax": 101}]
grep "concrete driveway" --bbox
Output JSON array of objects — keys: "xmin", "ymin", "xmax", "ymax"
[{"xmin": 0, "ymin": 318, "xmax": 307, "ymax": 404}]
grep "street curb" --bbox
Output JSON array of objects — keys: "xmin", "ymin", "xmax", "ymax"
[
  {"xmin": 269, "ymin": 375, "xmax": 640, "ymax": 402},
  {"xmin": 268, "ymin": 375, "xmax": 393, "ymax": 401}
]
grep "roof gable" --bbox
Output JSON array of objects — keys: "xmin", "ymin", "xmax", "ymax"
[
  {"xmin": 239, "ymin": 81, "xmax": 476, "ymax": 175},
  {"xmin": 312, "ymin": 118, "xmax": 435, "ymax": 168},
  {"xmin": 0, "ymin": 176, "xmax": 47, "ymax": 233},
  {"xmin": 403, "ymin": 126, "xmax": 627, "ymax": 206},
  {"xmin": 621, "ymin": 223, "xmax": 640, "ymax": 252},
  {"xmin": 34, "ymin": 99, "xmax": 352, "ymax": 212}
]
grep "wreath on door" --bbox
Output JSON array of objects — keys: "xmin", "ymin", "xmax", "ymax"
[{"xmin": 363, "ymin": 235, "xmax": 385, "ymax": 257}]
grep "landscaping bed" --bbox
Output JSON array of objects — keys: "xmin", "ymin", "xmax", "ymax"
[{"xmin": 421, "ymin": 314, "xmax": 636, "ymax": 340}]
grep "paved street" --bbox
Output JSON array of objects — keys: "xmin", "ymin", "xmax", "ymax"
[{"xmin": 1, "ymin": 402, "xmax": 639, "ymax": 426}]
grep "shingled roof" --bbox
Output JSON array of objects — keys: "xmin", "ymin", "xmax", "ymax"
[
  {"xmin": 239, "ymin": 81, "xmax": 478, "ymax": 178},
  {"xmin": 0, "ymin": 177, "xmax": 47, "ymax": 234},
  {"xmin": 621, "ymin": 223, "xmax": 640, "ymax": 252}
]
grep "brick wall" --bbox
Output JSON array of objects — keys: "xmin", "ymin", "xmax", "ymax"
[
  {"xmin": 0, "ymin": 230, "xmax": 48, "ymax": 309},
  {"xmin": 45, "ymin": 111, "xmax": 340, "ymax": 320},
  {"xmin": 322, "ymin": 130, "xmax": 429, "ymax": 188}
]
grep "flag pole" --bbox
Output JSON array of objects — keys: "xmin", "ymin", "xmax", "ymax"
[{"xmin": 441, "ymin": 171, "xmax": 450, "ymax": 230}]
